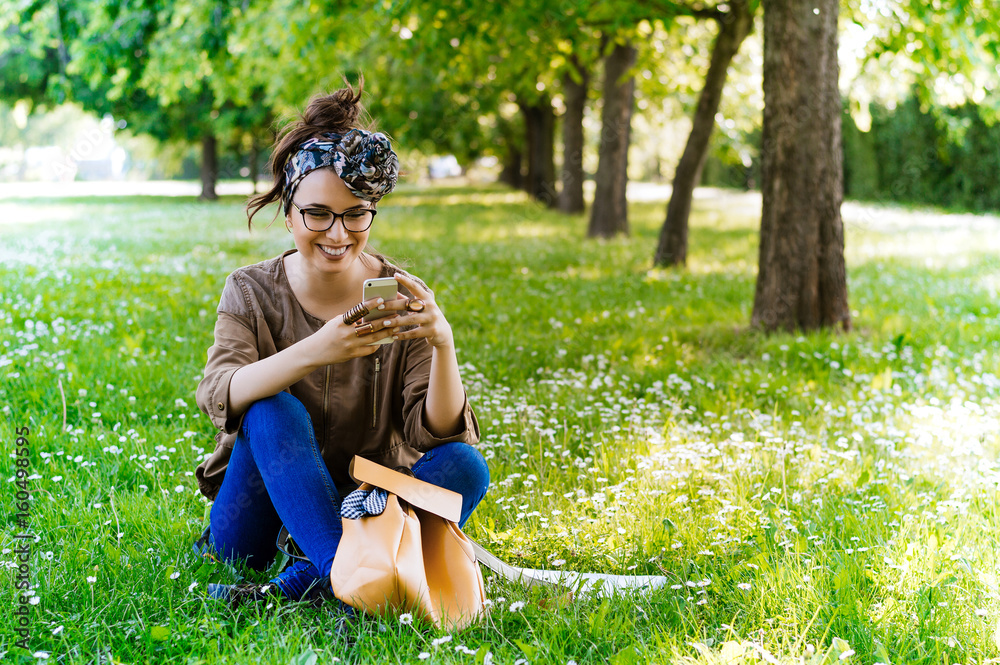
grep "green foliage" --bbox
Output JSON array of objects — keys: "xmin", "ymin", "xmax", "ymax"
[
  {"xmin": 1, "ymin": 186, "xmax": 999, "ymax": 662},
  {"xmin": 215, "ymin": 0, "xmax": 376, "ymax": 109},
  {"xmin": 702, "ymin": 93, "xmax": 1000, "ymax": 213},
  {"xmin": 848, "ymin": 0, "xmax": 1000, "ymax": 116},
  {"xmin": 844, "ymin": 95, "xmax": 1000, "ymax": 211},
  {"xmin": 841, "ymin": 109, "xmax": 880, "ymax": 201},
  {"xmin": 363, "ymin": 0, "xmax": 605, "ymax": 163},
  {"xmin": 0, "ymin": 0, "xmax": 68, "ymax": 106},
  {"xmin": 69, "ymin": 0, "xmax": 273, "ymax": 146},
  {"xmin": 0, "ymin": 0, "xmax": 277, "ymax": 187}
]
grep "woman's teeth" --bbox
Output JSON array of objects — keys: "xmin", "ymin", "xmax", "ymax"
[{"xmin": 319, "ymin": 245, "xmax": 348, "ymax": 257}]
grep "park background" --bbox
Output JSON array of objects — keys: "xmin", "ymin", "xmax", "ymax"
[{"xmin": 2, "ymin": 0, "xmax": 1000, "ymax": 663}]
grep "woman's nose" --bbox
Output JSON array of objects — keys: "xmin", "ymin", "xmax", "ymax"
[{"xmin": 324, "ymin": 216, "xmax": 350, "ymax": 240}]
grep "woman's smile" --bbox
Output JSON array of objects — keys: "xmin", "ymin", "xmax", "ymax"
[
  {"xmin": 288, "ymin": 168, "xmax": 372, "ymax": 278},
  {"xmin": 317, "ymin": 243, "xmax": 350, "ymax": 259}
]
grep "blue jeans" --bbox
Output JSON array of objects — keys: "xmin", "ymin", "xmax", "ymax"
[{"xmin": 202, "ymin": 392, "xmax": 490, "ymax": 601}]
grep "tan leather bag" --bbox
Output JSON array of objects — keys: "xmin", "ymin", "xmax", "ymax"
[{"xmin": 329, "ymin": 456, "xmax": 486, "ymax": 630}]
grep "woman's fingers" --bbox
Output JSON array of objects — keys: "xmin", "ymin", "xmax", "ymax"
[
  {"xmin": 373, "ymin": 316, "xmax": 399, "ymax": 332},
  {"xmin": 355, "ymin": 274, "xmax": 451, "ymax": 347},
  {"xmin": 342, "ymin": 296, "xmax": 387, "ymax": 326},
  {"xmin": 376, "ymin": 298, "xmax": 409, "ymax": 313},
  {"xmin": 388, "ymin": 310, "xmax": 453, "ymax": 347},
  {"xmin": 393, "ymin": 272, "xmax": 432, "ymax": 300},
  {"xmin": 347, "ymin": 316, "xmax": 399, "ymax": 355},
  {"xmin": 354, "ymin": 317, "xmax": 398, "ymax": 336},
  {"xmin": 388, "ymin": 312, "xmax": 429, "ymax": 328},
  {"xmin": 348, "ymin": 330, "xmax": 394, "ymax": 355}
]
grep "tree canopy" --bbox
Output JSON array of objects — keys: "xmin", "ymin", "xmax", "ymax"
[{"xmin": 2, "ymin": 0, "xmax": 998, "ymax": 211}]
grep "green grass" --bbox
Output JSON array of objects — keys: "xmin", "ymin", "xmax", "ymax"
[{"xmin": 1, "ymin": 183, "xmax": 1000, "ymax": 664}]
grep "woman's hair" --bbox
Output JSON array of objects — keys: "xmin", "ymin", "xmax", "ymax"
[
  {"xmin": 246, "ymin": 78, "xmax": 375, "ymax": 227},
  {"xmin": 247, "ymin": 78, "xmax": 396, "ymax": 269}
]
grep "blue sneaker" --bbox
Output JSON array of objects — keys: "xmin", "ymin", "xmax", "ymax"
[{"xmin": 272, "ymin": 559, "xmax": 335, "ymax": 604}]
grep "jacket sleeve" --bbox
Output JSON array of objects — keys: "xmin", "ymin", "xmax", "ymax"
[
  {"xmin": 400, "ymin": 340, "xmax": 480, "ymax": 452},
  {"xmin": 195, "ymin": 273, "xmax": 259, "ymax": 437}
]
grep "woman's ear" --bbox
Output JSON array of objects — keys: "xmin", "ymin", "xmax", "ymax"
[{"xmin": 285, "ymin": 215, "xmax": 293, "ymax": 232}]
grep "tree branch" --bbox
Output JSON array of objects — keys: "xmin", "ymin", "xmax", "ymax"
[{"xmin": 627, "ymin": 0, "xmax": 727, "ymax": 23}]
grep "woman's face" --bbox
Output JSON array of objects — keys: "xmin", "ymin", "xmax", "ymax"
[{"xmin": 286, "ymin": 167, "xmax": 373, "ymax": 277}]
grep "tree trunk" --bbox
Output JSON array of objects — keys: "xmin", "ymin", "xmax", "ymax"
[
  {"xmin": 499, "ymin": 145, "xmax": 523, "ymax": 189},
  {"xmin": 654, "ymin": 0, "xmax": 755, "ymax": 266},
  {"xmin": 520, "ymin": 99, "xmax": 557, "ymax": 206},
  {"xmin": 559, "ymin": 56, "xmax": 589, "ymax": 214},
  {"xmin": 496, "ymin": 117, "xmax": 524, "ymax": 189},
  {"xmin": 588, "ymin": 40, "xmax": 637, "ymax": 238},
  {"xmin": 199, "ymin": 132, "xmax": 219, "ymax": 201},
  {"xmin": 751, "ymin": 0, "xmax": 850, "ymax": 332}
]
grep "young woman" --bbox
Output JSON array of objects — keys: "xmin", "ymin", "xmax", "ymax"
[{"xmin": 191, "ymin": 82, "xmax": 489, "ymax": 605}]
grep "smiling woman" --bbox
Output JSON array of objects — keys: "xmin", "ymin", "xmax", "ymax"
[
  {"xmin": 190, "ymin": 79, "xmax": 489, "ymax": 611},
  {"xmin": 282, "ymin": 168, "xmax": 377, "ymax": 291}
]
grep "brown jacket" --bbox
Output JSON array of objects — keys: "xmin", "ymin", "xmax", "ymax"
[{"xmin": 194, "ymin": 249, "xmax": 480, "ymax": 500}]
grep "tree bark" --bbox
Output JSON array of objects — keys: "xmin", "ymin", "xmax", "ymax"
[
  {"xmin": 520, "ymin": 98, "xmax": 557, "ymax": 206},
  {"xmin": 496, "ymin": 116, "xmax": 524, "ymax": 189},
  {"xmin": 751, "ymin": 0, "xmax": 850, "ymax": 332},
  {"xmin": 199, "ymin": 132, "xmax": 219, "ymax": 201},
  {"xmin": 499, "ymin": 145, "xmax": 523, "ymax": 189},
  {"xmin": 559, "ymin": 56, "xmax": 589, "ymax": 214},
  {"xmin": 588, "ymin": 40, "xmax": 637, "ymax": 238},
  {"xmin": 654, "ymin": 0, "xmax": 755, "ymax": 266}
]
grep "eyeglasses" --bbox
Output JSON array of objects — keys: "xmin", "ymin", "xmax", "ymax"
[{"xmin": 289, "ymin": 200, "xmax": 377, "ymax": 233}]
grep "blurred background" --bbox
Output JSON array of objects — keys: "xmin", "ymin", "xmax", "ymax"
[{"xmin": 2, "ymin": 0, "xmax": 998, "ymax": 210}]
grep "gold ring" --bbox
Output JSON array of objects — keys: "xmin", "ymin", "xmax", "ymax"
[
  {"xmin": 343, "ymin": 302, "xmax": 370, "ymax": 325},
  {"xmin": 354, "ymin": 323, "xmax": 375, "ymax": 337},
  {"xmin": 406, "ymin": 298, "xmax": 425, "ymax": 313}
]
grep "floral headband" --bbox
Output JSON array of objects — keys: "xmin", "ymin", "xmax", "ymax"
[{"xmin": 282, "ymin": 129, "xmax": 399, "ymax": 213}]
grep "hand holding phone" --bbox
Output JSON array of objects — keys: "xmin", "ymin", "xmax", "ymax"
[{"xmin": 362, "ymin": 277, "xmax": 398, "ymax": 345}]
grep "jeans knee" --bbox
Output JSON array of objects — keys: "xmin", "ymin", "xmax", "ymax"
[
  {"xmin": 438, "ymin": 441, "xmax": 490, "ymax": 493},
  {"xmin": 240, "ymin": 392, "xmax": 315, "ymax": 476},
  {"xmin": 245, "ymin": 392, "xmax": 308, "ymax": 429},
  {"xmin": 242, "ymin": 392, "xmax": 312, "ymax": 446},
  {"xmin": 467, "ymin": 447, "xmax": 490, "ymax": 494}
]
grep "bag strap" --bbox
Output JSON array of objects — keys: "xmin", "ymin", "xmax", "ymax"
[
  {"xmin": 349, "ymin": 455, "xmax": 463, "ymax": 523},
  {"xmin": 276, "ymin": 524, "xmax": 310, "ymax": 561},
  {"xmin": 467, "ymin": 537, "xmax": 562, "ymax": 591},
  {"xmin": 470, "ymin": 537, "xmax": 673, "ymax": 598}
]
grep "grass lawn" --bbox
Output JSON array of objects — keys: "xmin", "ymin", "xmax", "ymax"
[{"xmin": 1, "ymin": 183, "xmax": 999, "ymax": 664}]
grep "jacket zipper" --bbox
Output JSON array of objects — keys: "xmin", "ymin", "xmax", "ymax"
[{"xmin": 371, "ymin": 355, "xmax": 381, "ymax": 429}]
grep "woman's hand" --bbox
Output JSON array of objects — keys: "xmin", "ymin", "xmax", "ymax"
[
  {"xmin": 226, "ymin": 295, "xmax": 399, "ymax": 417},
  {"xmin": 307, "ymin": 295, "xmax": 400, "ymax": 365},
  {"xmin": 386, "ymin": 272, "xmax": 466, "ymax": 437},
  {"xmin": 381, "ymin": 272, "xmax": 455, "ymax": 349}
]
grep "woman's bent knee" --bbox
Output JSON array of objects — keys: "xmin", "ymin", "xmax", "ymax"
[
  {"xmin": 422, "ymin": 441, "xmax": 490, "ymax": 493},
  {"xmin": 430, "ymin": 443, "xmax": 490, "ymax": 528},
  {"xmin": 238, "ymin": 392, "xmax": 318, "ymax": 479},
  {"xmin": 449, "ymin": 442, "xmax": 490, "ymax": 489},
  {"xmin": 241, "ymin": 392, "xmax": 313, "ymax": 446},
  {"xmin": 460, "ymin": 444, "xmax": 490, "ymax": 493},
  {"xmin": 244, "ymin": 392, "xmax": 308, "ymax": 426}
]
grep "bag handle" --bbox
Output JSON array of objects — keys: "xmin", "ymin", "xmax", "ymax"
[
  {"xmin": 275, "ymin": 525, "xmax": 310, "ymax": 562},
  {"xmin": 349, "ymin": 455, "xmax": 463, "ymax": 523},
  {"xmin": 468, "ymin": 537, "xmax": 562, "ymax": 591}
]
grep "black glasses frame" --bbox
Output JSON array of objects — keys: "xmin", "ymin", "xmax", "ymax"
[{"xmin": 289, "ymin": 200, "xmax": 377, "ymax": 233}]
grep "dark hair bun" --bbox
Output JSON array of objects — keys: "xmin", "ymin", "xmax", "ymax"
[
  {"xmin": 246, "ymin": 78, "xmax": 376, "ymax": 226},
  {"xmin": 301, "ymin": 87, "xmax": 363, "ymax": 135}
]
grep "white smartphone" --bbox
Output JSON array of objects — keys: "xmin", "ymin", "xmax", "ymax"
[{"xmin": 362, "ymin": 277, "xmax": 398, "ymax": 345}]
